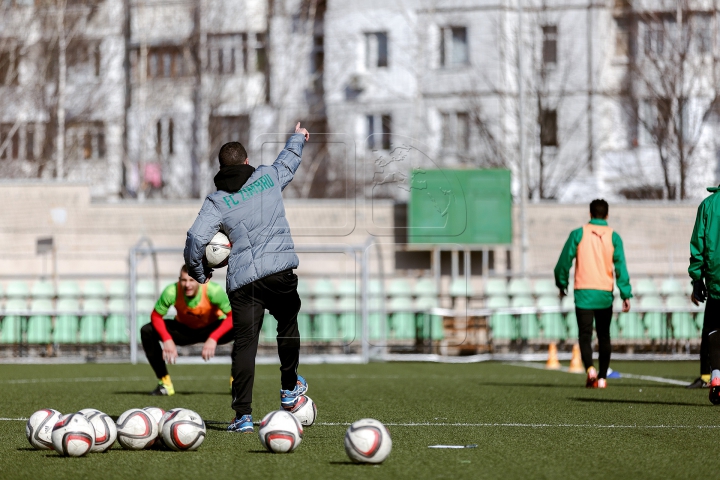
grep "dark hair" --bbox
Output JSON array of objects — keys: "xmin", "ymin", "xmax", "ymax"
[
  {"xmin": 218, "ymin": 142, "xmax": 248, "ymax": 167},
  {"xmin": 180, "ymin": 265, "xmax": 188, "ymax": 275},
  {"xmin": 590, "ymin": 199, "xmax": 609, "ymax": 219}
]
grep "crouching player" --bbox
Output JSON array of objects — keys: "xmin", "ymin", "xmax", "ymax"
[{"xmin": 141, "ymin": 265, "xmax": 234, "ymax": 395}]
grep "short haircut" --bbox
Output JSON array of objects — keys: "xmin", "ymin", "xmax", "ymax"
[
  {"xmin": 590, "ymin": 199, "xmax": 609, "ymax": 219},
  {"xmin": 218, "ymin": 142, "xmax": 248, "ymax": 167},
  {"xmin": 180, "ymin": 265, "xmax": 188, "ymax": 275}
]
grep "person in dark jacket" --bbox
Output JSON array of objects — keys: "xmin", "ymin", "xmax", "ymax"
[{"xmin": 184, "ymin": 123, "xmax": 310, "ymax": 433}]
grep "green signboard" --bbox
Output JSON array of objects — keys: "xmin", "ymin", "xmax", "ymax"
[{"xmin": 407, "ymin": 169, "xmax": 512, "ymax": 245}]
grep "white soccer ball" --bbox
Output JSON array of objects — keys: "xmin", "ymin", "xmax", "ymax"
[
  {"xmin": 51, "ymin": 413, "xmax": 95, "ymax": 457},
  {"xmin": 143, "ymin": 407, "xmax": 165, "ymax": 427},
  {"xmin": 116, "ymin": 408, "xmax": 158, "ymax": 450},
  {"xmin": 205, "ymin": 231, "xmax": 232, "ymax": 268},
  {"xmin": 78, "ymin": 409, "xmax": 117, "ymax": 453},
  {"xmin": 160, "ymin": 408, "xmax": 206, "ymax": 451},
  {"xmin": 344, "ymin": 418, "xmax": 392, "ymax": 464},
  {"xmin": 26, "ymin": 409, "xmax": 62, "ymax": 450},
  {"xmin": 258, "ymin": 410, "xmax": 303, "ymax": 453},
  {"xmin": 290, "ymin": 395, "xmax": 317, "ymax": 426}
]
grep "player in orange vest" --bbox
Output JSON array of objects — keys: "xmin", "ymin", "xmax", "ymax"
[
  {"xmin": 554, "ymin": 199, "xmax": 633, "ymax": 388},
  {"xmin": 140, "ymin": 265, "xmax": 233, "ymax": 395}
]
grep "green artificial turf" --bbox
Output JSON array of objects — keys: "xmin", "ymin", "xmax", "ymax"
[{"xmin": 0, "ymin": 361, "xmax": 717, "ymax": 479}]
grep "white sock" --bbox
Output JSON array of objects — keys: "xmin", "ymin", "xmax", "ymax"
[{"xmin": 712, "ymin": 370, "xmax": 720, "ymax": 382}]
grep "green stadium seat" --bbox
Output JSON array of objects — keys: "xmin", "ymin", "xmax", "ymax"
[
  {"xmin": 513, "ymin": 296, "xmax": 538, "ymax": 340},
  {"xmin": 57, "ymin": 281, "xmax": 81, "ymax": 298},
  {"xmin": 5, "ymin": 280, "xmax": 30, "ymax": 298},
  {"xmin": 27, "ymin": 299, "xmax": 52, "ymax": 343},
  {"xmin": 79, "ymin": 298, "xmax": 105, "ymax": 343},
  {"xmin": 368, "ymin": 279, "xmax": 384, "ymax": 298},
  {"xmin": 136, "ymin": 280, "xmax": 156, "ymax": 298},
  {"xmin": 297, "ymin": 312, "xmax": 312, "ymax": 342},
  {"xmin": 338, "ymin": 297, "xmax": 359, "ymax": 342},
  {"xmin": 312, "ymin": 278, "xmax": 335, "ymax": 298},
  {"xmin": 296, "ymin": 278, "xmax": 311, "ymax": 298},
  {"xmin": 660, "ymin": 278, "xmax": 683, "ymax": 297},
  {"xmin": 262, "ymin": 313, "xmax": 278, "ymax": 343},
  {"xmin": 537, "ymin": 296, "xmax": 565, "ymax": 341},
  {"xmin": 337, "ymin": 279, "xmax": 357, "ymax": 297},
  {"xmin": 641, "ymin": 296, "xmax": 665, "ymax": 340},
  {"xmin": 416, "ymin": 295, "xmax": 444, "ymax": 341},
  {"xmin": 508, "ymin": 278, "xmax": 532, "ymax": 297},
  {"xmin": 449, "ymin": 278, "xmax": 473, "ymax": 298},
  {"xmin": 634, "ymin": 278, "xmax": 658, "ymax": 297},
  {"xmin": 616, "ymin": 299, "xmax": 644, "ymax": 340},
  {"xmin": 487, "ymin": 296, "xmax": 514, "ymax": 341},
  {"xmin": 54, "ymin": 298, "xmax": 80, "ymax": 343},
  {"xmin": 414, "ymin": 278, "xmax": 437, "ymax": 297},
  {"xmin": 313, "ymin": 297, "xmax": 338, "ymax": 341},
  {"xmin": 106, "ymin": 299, "xmax": 129, "ymax": 343},
  {"xmin": 1, "ymin": 298, "xmax": 26, "ymax": 343},
  {"xmin": 136, "ymin": 298, "xmax": 155, "ymax": 339},
  {"xmin": 484, "ymin": 278, "xmax": 507, "ymax": 298},
  {"xmin": 31, "ymin": 281, "xmax": 55, "ymax": 299},
  {"xmin": 388, "ymin": 279, "xmax": 412, "ymax": 298},
  {"xmin": 666, "ymin": 296, "xmax": 698, "ymax": 340},
  {"xmin": 82, "ymin": 280, "xmax": 107, "ymax": 298},
  {"xmin": 563, "ymin": 296, "xmax": 578, "ymax": 340},
  {"xmin": 389, "ymin": 296, "xmax": 415, "ymax": 340},
  {"xmin": 533, "ymin": 279, "xmax": 557, "ymax": 297},
  {"xmin": 108, "ymin": 280, "xmax": 128, "ymax": 298}
]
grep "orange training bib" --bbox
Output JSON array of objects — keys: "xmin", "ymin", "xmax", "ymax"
[{"xmin": 574, "ymin": 224, "xmax": 615, "ymax": 292}]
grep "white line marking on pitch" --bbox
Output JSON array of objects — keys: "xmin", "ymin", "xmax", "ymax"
[
  {"xmin": 316, "ymin": 422, "xmax": 720, "ymax": 429},
  {"xmin": 504, "ymin": 362, "xmax": 688, "ymax": 386}
]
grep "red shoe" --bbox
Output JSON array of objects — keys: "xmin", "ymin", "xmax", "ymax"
[
  {"xmin": 586, "ymin": 367, "xmax": 598, "ymax": 388},
  {"xmin": 709, "ymin": 378, "xmax": 720, "ymax": 405},
  {"xmin": 597, "ymin": 378, "xmax": 607, "ymax": 389}
]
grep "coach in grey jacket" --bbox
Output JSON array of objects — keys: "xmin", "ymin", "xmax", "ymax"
[{"xmin": 184, "ymin": 123, "xmax": 310, "ymax": 433}]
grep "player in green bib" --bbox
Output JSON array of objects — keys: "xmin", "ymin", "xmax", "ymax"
[{"xmin": 141, "ymin": 265, "xmax": 234, "ymax": 395}]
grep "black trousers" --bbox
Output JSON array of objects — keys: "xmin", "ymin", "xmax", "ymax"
[
  {"xmin": 576, "ymin": 307, "xmax": 613, "ymax": 379},
  {"xmin": 229, "ymin": 269, "xmax": 301, "ymax": 416},
  {"xmin": 140, "ymin": 319, "xmax": 234, "ymax": 379},
  {"xmin": 704, "ymin": 298, "xmax": 720, "ymax": 372},
  {"xmin": 700, "ymin": 306, "xmax": 713, "ymax": 376}
]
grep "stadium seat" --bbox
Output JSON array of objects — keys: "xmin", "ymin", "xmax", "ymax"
[
  {"xmin": 108, "ymin": 280, "xmax": 128, "ymax": 298},
  {"xmin": 106, "ymin": 299, "xmax": 129, "ymax": 343},
  {"xmin": 31, "ymin": 280, "xmax": 55, "ymax": 299},
  {"xmin": 79, "ymin": 298, "xmax": 105, "ymax": 344},
  {"xmin": 136, "ymin": 298, "xmax": 155, "ymax": 338},
  {"xmin": 616, "ymin": 299, "xmax": 644, "ymax": 340},
  {"xmin": 641, "ymin": 296, "xmax": 666, "ymax": 340},
  {"xmin": 368, "ymin": 279, "xmax": 384, "ymax": 298},
  {"xmin": 313, "ymin": 297, "xmax": 338, "ymax": 341},
  {"xmin": 262, "ymin": 313, "xmax": 278, "ymax": 343},
  {"xmin": 338, "ymin": 297, "xmax": 360, "ymax": 342},
  {"xmin": 533, "ymin": 279, "xmax": 557, "ymax": 297},
  {"xmin": 537, "ymin": 296, "xmax": 565, "ymax": 341},
  {"xmin": 660, "ymin": 278, "xmax": 684, "ymax": 297},
  {"xmin": 136, "ymin": 280, "xmax": 156, "ymax": 298},
  {"xmin": 513, "ymin": 296, "xmax": 538, "ymax": 340},
  {"xmin": 1, "ymin": 298, "xmax": 26, "ymax": 343},
  {"xmin": 634, "ymin": 278, "xmax": 658, "ymax": 297},
  {"xmin": 5, "ymin": 280, "xmax": 30, "ymax": 298},
  {"xmin": 563, "ymin": 296, "xmax": 578, "ymax": 340},
  {"xmin": 27, "ymin": 299, "xmax": 52, "ymax": 343},
  {"xmin": 666, "ymin": 296, "xmax": 698, "ymax": 340},
  {"xmin": 389, "ymin": 296, "xmax": 415, "ymax": 340},
  {"xmin": 296, "ymin": 278, "xmax": 311, "ymax": 298},
  {"xmin": 487, "ymin": 296, "xmax": 515, "ymax": 341},
  {"xmin": 387, "ymin": 279, "xmax": 412, "ymax": 298},
  {"xmin": 57, "ymin": 281, "xmax": 81, "ymax": 299},
  {"xmin": 414, "ymin": 278, "xmax": 437, "ymax": 297},
  {"xmin": 82, "ymin": 280, "xmax": 107, "ymax": 298},
  {"xmin": 449, "ymin": 278, "xmax": 473, "ymax": 298},
  {"xmin": 54, "ymin": 298, "xmax": 80, "ymax": 344},
  {"xmin": 337, "ymin": 279, "xmax": 357, "ymax": 297},
  {"xmin": 508, "ymin": 278, "xmax": 532, "ymax": 297},
  {"xmin": 297, "ymin": 312, "xmax": 312, "ymax": 342},
  {"xmin": 416, "ymin": 296, "xmax": 443, "ymax": 340},
  {"xmin": 312, "ymin": 278, "xmax": 335, "ymax": 298},
  {"xmin": 484, "ymin": 278, "xmax": 507, "ymax": 298}
]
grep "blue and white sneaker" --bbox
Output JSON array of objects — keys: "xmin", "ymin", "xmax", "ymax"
[
  {"xmin": 227, "ymin": 414, "xmax": 254, "ymax": 433},
  {"xmin": 280, "ymin": 374, "xmax": 308, "ymax": 410}
]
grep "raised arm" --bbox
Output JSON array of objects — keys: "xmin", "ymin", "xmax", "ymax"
[
  {"xmin": 184, "ymin": 198, "xmax": 223, "ymax": 284},
  {"xmin": 272, "ymin": 122, "xmax": 309, "ymax": 190}
]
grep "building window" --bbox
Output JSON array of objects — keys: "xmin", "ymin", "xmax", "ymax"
[
  {"xmin": 147, "ymin": 47, "xmax": 184, "ymax": 78},
  {"xmin": 440, "ymin": 27, "xmax": 468, "ymax": 67},
  {"xmin": 26, "ymin": 124, "xmax": 35, "ymax": 160},
  {"xmin": 614, "ymin": 18, "xmax": 629, "ymax": 57},
  {"xmin": 207, "ymin": 33, "xmax": 245, "ymax": 75},
  {"xmin": 540, "ymin": 109, "xmax": 558, "ymax": 147},
  {"xmin": 255, "ymin": 33, "xmax": 267, "ymax": 72},
  {"xmin": 0, "ymin": 47, "xmax": 19, "ymax": 86},
  {"xmin": 156, "ymin": 118, "xmax": 175, "ymax": 157},
  {"xmin": 644, "ymin": 20, "xmax": 664, "ymax": 56},
  {"xmin": 367, "ymin": 114, "xmax": 391, "ymax": 150},
  {"xmin": 310, "ymin": 34, "xmax": 324, "ymax": 92},
  {"xmin": 542, "ymin": 25, "xmax": 557, "ymax": 66},
  {"xmin": 67, "ymin": 39, "xmax": 101, "ymax": 77},
  {"xmin": 441, "ymin": 112, "xmax": 470, "ymax": 152},
  {"xmin": 365, "ymin": 32, "xmax": 388, "ymax": 69},
  {"xmin": 696, "ymin": 14, "xmax": 712, "ymax": 54},
  {"xmin": 67, "ymin": 122, "xmax": 105, "ymax": 160}
]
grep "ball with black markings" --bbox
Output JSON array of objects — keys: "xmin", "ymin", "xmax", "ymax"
[
  {"xmin": 50, "ymin": 413, "xmax": 95, "ymax": 457},
  {"xmin": 205, "ymin": 231, "xmax": 231, "ymax": 268},
  {"xmin": 116, "ymin": 408, "xmax": 158, "ymax": 450},
  {"xmin": 160, "ymin": 408, "xmax": 206, "ymax": 451},
  {"xmin": 258, "ymin": 410, "xmax": 303, "ymax": 453},
  {"xmin": 290, "ymin": 395, "xmax": 317, "ymax": 426},
  {"xmin": 78, "ymin": 409, "xmax": 117, "ymax": 453},
  {"xmin": 344, "ymin": 418, "xmax": 392, "ymax": 464},
  {"xmin": 26, "ymin": 409, "xmax": 62, "ymax": 450}
]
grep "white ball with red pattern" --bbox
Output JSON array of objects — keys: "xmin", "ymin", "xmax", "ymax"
[
  {"xmin": 344, "ymin": 418, "xmax": 392, "ymax": 464},
  {"xmin": 116, "ymin": 408, "xmax": 158, "ymax": 450},
  {"xmin": 160, "ymin": 408, "xmax": 206, "ymax": 451},
  {"xmin": 290, "ymin": 395, "xmax": 317, "ymax": 426},
  {"xmin": 78, "ymin": 409, "xmax": 117, "ymax": 453},
  {"xmin": 205, "ymin": 231, "xmax": 232, "ymax": 268},
  {"xmin": 26, "ymin": 409, "xmax": 62, "ymax": 450},
  {"xmin": 257, "ymin": 410, "xmax": 303, "ymax": 453},
  {"xmin": 50, "ymin": 413, "xmax": 95, "ymax": 457}
]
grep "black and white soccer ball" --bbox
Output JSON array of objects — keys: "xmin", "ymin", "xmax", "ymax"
[
  {"xmin": 26, "ymin": 409, "xmax": 62, "ymax": 450},
  {"xmin": 258, "ymin": 410, "xmax": 303, "ymax": 453},
  {"xmin": 344, "ymin": 418, "xmax": 392, "ymax": 464},
  {"xmin": 290, "ymin": 395, "xmax": 317, "ymax": 426},
  {"xmin": 160, "ymin": 408, "xmax": 206, "ymax": 451},
  {"xmin": 51, "ymin": 413, "xmax": 95, "ymax": 457},
  {"xmin": 116, "ymin": 408, "xmax": 158, "ymax": 450},
  {"xmin": 78, "ymin": 408, "xmax": 117, "ymax": 453},
  {"xmin": 205, "ymin": 232, "xmax": 232, "ymax": 268}
]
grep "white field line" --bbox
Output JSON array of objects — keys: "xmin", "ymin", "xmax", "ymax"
[{"xmin": 504, "ymin": 362, "xmax": 689, "ymax": 386}]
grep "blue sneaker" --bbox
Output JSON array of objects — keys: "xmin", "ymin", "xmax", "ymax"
[
  {"xmin": 280, "ymin": 374, "xmax": 308, "ymax": 410},
  {"xmin": 227, "ymin": 415, "xmax": 254, "ymax": 433}
]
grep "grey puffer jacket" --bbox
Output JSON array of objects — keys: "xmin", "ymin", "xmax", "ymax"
[{"xmin": 184, "ymin": 133, "xmax": 305, "ymax": 292}]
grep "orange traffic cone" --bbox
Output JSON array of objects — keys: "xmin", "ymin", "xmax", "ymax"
[
  {"xmin": 545, "ymin": 342, "xmax": 561, "ymax": 370},
  {"xmin": 568, "ymin": 343, "xmax": 585, "ymax": 373}
]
